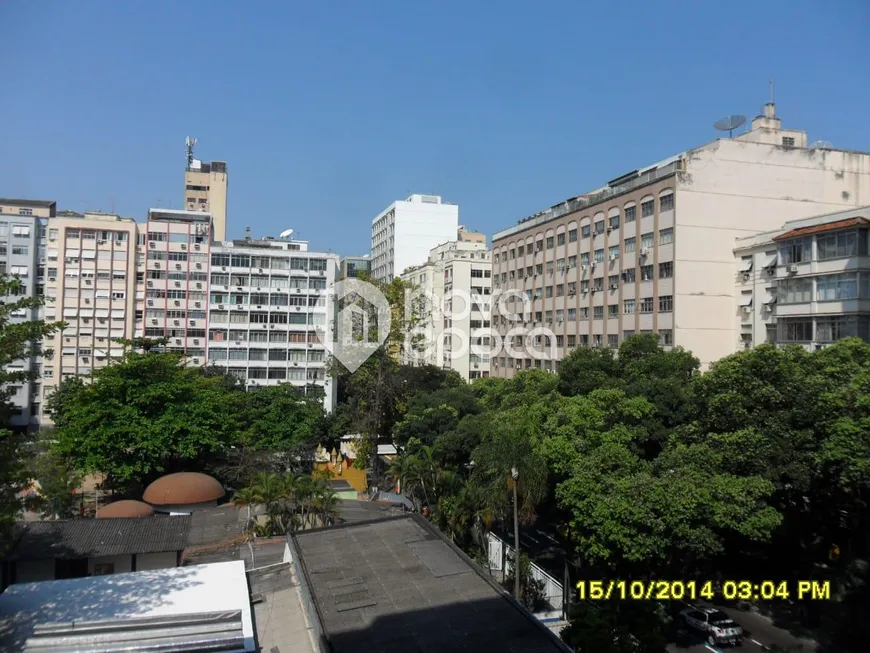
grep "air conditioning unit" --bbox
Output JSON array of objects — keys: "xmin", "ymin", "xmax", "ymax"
[
  {"xmin": 788, "ymin": 264, "xmax": 799, "ymax": 273},
  {"xmin": 606, "ymin": 227, "xmax": 612, "ymax": 233},
  {"xmin": 85, "ymin": 279, "xmax": 92, "ymax": 285},
  {"xmin": 181, "ymin": 244, "xmax": 187, "ymax": 250},
  {"xmin": 147, "ymin": 300, "xmax": 154, "ymax": 306},
  {"xmin": 173, "ymin": 319, "xmax": 180, "ymax": 326},
  {"xmin": 193, "ymin": 338, "xmax": 199, "ymax": 345},
  {"xmin": 743, "ymin": 273, "xmax": 751, "ymax": 281},
  {"xmin": 196, "ymin": 282, "xmax": 202, "ymax": 289},
  {"xmin": 193, "ymin": 357, "xmax": 200, "ymax": 363},
  {"xmin": 590, "ymin": 261, "xmax": 596, "ymax": 268},
  {"xmin": 221, "ymin": 266, "xmax": 227, "ymax": 271},
  {"xmin": 568, "ymin": 291, "xmax": 576, "ymax": 296},
  {"xmin": 48, "ymin": 277, "xmax": 56, "ymax": 282},
  {"xmin": 610, "ymin": 255, "xmax": 617, "ymax": 262},
  {"xmin": 175, "ymin": 264, "xmax": 182, "ymax": 270},
  {"xmin": 154, "ymin": 262, "xmax": 161, "ymax": 268},
  {"xmin": 591, "ymin": 288, "xmax": 597, "ymax": 293},
  {"xmin": 84, "ymin": 298, "xmax": 91, "ymax": 304},
  {"xmin": 174, "ymin": 282, "xmax": 181, "ymax": 288},
  {"xmin": 640, "ymin": 248, "xmax": 649, "ymax": 257},
  {"xmin": 258, "ymin": 268, "xmax": 264, "ymax": 273},
  {"xmin": 194, "ymin": 244, "xmax": 200, "ymax": 250},
  {"xmin": 218, "ymin": 304, "xmax": 225, "ymax": 310},
  {"xmin": 174, "ymin": 300, "xmax": 180, "ymax": 307},
  {"xmin": 767, "ymin": 268, "xmax": 776, "ymax": 276},
  {"xmin": 610, "ymin": 284, "xmax": 618, "ymax": 290},
  {"xmin": 189, "ymin": 320, "xmax": 196, "ymax": 326},
  {"xmin": 151, "ymin": 319, "xmax": 158, "ymax": 325},
  {"xmin": 149, "ymin": 242, "xmax": 155, "ymax": 249},
  {"xmin": 235, "ymin": 341, "xmax": 241, "ymax": 346},
  {"xmin": 742, "ymin": 305, "xmax": 752, "ymax": 314},
  {"xmin": 147, "ymin": 280, "xmax": 153, "ymax": 287}
]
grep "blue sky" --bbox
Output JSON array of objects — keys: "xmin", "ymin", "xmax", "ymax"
[{"xmin": 2, "ymin": 1, "xmax": 868, "ymax": 256}]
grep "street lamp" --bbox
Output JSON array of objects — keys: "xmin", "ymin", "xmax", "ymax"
[{"xmin": 511, "ymin": 466, "xmax": 520, "ymax": 601}]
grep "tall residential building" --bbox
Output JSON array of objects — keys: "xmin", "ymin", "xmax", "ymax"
[
  {"xmin": 735, "ymin": 206, "xmax": 870, "ymax": 351},
  {"xmin": 491, "ymin": 102, "xmax": 870, "ymax": 375},
  {"xmin": 0, "ymin": 199, "xmax": 54, "ymax": 429},
  {"xmin": 370, "ymin": 194, "xmax": 459, "ymax": 282},
  {"xmin": 401, "ymin": 227, "xmax": 492, "ymax": 381},
  {"xmin": 140, "ymin": 209, "xmax": 212, "ymax": 361},
  {"xmin": 41, "ymin": 211, "xmax": 140, "ymax": 424},
  {"xmin": 207, "ymin": 235, "xmax": 338, "ymax": 411},
  {"xmin": 184, "ymin": 138, "xmax": 228, "ymax": 242},
  {"xmin": 339, "ymin": 255, "xmax": 371, "ymax": 279}
]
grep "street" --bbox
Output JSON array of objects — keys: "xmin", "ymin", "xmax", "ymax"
[{"xmin": 668, "ymin": 601, "xmax": 818, "ymax": 653}]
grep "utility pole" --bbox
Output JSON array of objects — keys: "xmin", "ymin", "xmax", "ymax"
[{"xmin": 511, "ymin": 466, "xmax": 521, "ymax": 601}]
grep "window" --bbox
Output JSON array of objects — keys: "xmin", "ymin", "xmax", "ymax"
[
  {"xmin": 779, "ymin": 237, "xmax": 811, "ymax": 264},
  {"xmin": 658, "ymin": 329, "xmax": 673, "ymax": 346},
  {"xmin": 641, "ymin": 233, "xmax": 654, "ymax": 249},
  {"xmin": 93, "ymin": 563, "xmax": 115, "ymax": 576},
  {"xmin": 594, "ymin": 220, "xmax": 605, "ymax": 235},
  {"xmin": 593, "ymin": 277, "xmax": 603, "ymax": 291},
  {"xmin": 608, "ymin": 304, "xmax": 618, "ymax": 317},
  {"xmin": 659, "ymin": 295, "xmax": 673, "ymax": 312},
  {"xmin": 12, "ymin": 225, "xmax": 31, "ymax": 238},
  {"xmin": 593, "ymin": 306, "xmax": 604, "ymax": 319},
  {"xmin": 624, "ymin": 237, "xmax": 636, "ymax": 253},
  {"xmin": 581, "ymin": 225, "xmax": 591, "ymax": 238},
  {"xmin": 624, "ymin": 206, "xmax": 636, "ymax": 223},
  {"xmin": 640, "ymin": 264, "xmax": 654, "ymax": 281},
  {"xmin": 659, "ymin": 228, "xmax": 674, "ymax": 245},
  {"xmin": 779, "ymin": 278, "xmax": 813, "ymax": 304},
  {"xmin": 640, "ymin": 297, "xmax": 654, "ymax": 313},
  {"xmin": 568, "ymin": 229, "xmax": 578, "ymax": 242},
  {"xmin": 779, "ymin": 318, "xmax": 813, "ymax": 342},
  {"xmin": 622, "ymin": 268, "xmax": 636, "ymax": 283},
  {"xmin": 609, "ymin": 215, "xmax": 620, "ymax": 230},
  {"xmin": 659, "ymin": 261, "xmax": 673, "ymax": 278},
  {"xmin": 546, "ymin": 236, "xmax": 554, "ymax": 249},
  {"xmin": 594, "ymin": 249, "xmax": 605, "ymax": 263},
  {"xmin": 816, "ymin": 273, "xmax": 859, "ymax": 301},
  {"xmin": 12, "ymin": 245, "xmax": 28, "ymax": 256},
  {"xmin": 557, "ymin": 233, "xmax": 565, "ymax": 246},
  {"xmin": 817, "ymin": 230, "xmax": 863, "ymax": 260},
  {"xmin": 660, "ymin": 194, "xmax": 674, "ymax": 212},
  {"xmin": 782, "ymin": 136, "xmax": 795, "ymax": 148},
  {"xmin": 580, "ymin": 253, "xmax": 590, "ymax": 267},
  {"xmin": 608, "ymin": 245, "xmax": 619, "ymax": 259},
  {"xmin": 624, "ymin": 299, "xmax": 635, "ymax": 314},
  {"xmin": 607, "ymin": 334, "xmax": 618, "ymax": 348},
  {"xmin": 641, "ymin": 200, "xmax": 654, "ymax": 217}
]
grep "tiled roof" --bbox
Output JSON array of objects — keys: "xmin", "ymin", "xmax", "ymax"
[
  {"xmin": 292, "ymin": 513, "xmax": 571, "ymax": 653},
  {"xmin": 5, "ymin": 516, "xmax": 192, "ymax": 561},
  {"xmin": 773, "ymin": 217, "xmax": 870, "ymax": 241}
]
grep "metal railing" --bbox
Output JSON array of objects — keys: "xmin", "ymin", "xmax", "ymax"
[{"xmin": 486, "ymin": 531, "xmax": 564, "ymax": 611}]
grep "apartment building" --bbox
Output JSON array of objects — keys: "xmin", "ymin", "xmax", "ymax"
[
  {"xmin": 339, "ymin": 255, "xmax": 371, "ymax": 279},
  {"xmin": 0, "ymin": 199, "xmax": 54, "ymax": 429},
  {"xmin": 184, "ymin": 139, "xmax": 228, "ymax": 242},
  {"xmin": 401, "ymin": 228, "xmax": 492, "ymax": 380},
  {"xmin": 41, "ymin": 211, "xmax": 140, "ymax": 423},
  {"xmin": 207, "ymin": 235, "xmax": 338, "ymax": 411},
  {"xmin": 491, "ymin": 102, "xmax": 870, "ymax": 375},
  {"xmin": 370, "ymin": 194, "xmax": 459, "ymax": 282},
  {"xmin": 735, "ymin": 206, "xmax": 870, "ymax": 351}
]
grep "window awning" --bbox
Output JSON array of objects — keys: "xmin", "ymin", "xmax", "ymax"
[
  {"xmin": 763, "ymin": 254, "xmax": 778, "ymax": 268},
  {"xmin": 764, "ymin": 293, "xmax": 777, "ymax": 305},
  {"xmin": 63, "ymin": 308, "xmax": 78, "ymax": 317},
  {"xmin": 95, "ymin": 309, "xmax": 110, "ymax": 318},
  {"xmin": 81, "ymin": 249, "xmax": 97, "ymax": 259},
  {"xmin": 66, "ymin": 249, "xmax": 81, "ymax": 258},
  {"xmin": 739, "ymin": 295, "xmax": 753, "ymax": 307},
  {"xmin": 739, "ymin": 259, "xmax": 753, "ymax": 272}
]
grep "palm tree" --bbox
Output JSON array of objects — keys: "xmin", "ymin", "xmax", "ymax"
[
  {"xmin": 470, "ymin": 412, "xmax": 547, "ymax": 600},
  {"xmin": 312, "ymin": 486, "xmax": 340, "ymax": 527},
  {"xmin": 250, "ymin": 472, "xmax": 288, "ymax": 535},
  {"xmin": 232, "ymin": 487, "xmax": 258, "ymax": 532}
]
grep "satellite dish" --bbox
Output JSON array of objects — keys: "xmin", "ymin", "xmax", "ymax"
[
  {"xmin": 811, "ymin": 140, "xmax": 833, "ymax": 149},
  {"xmin": 713, "ymin": 115, "xmax": 747, "ymax": 138},
  {"xmin": 279, "ymin": 229, "xmax": 294, "ymax": 240}
]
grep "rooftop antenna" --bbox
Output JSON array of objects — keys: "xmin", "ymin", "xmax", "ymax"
[
  {"xmin": 770, "ymin": 80, "xmax": 775, "ymax": 104},
  {"xmin": 279, "ymin": 228, "xmax": 295, "ymax": 240},
  {"xmin": 713, "ymin": 114, "xmax": 747, "ymax": 138},
  {"xmin": 811, "ymin": 140, "xmax": 833, "ymax": 149},
  {"xmin": 185, "ymin": 136, "xmax": 198, "ymax": 169}
]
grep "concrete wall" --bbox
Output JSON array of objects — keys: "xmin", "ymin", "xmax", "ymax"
[
  {"xmin": 137, "ymin": 551, "xmax": 178, "ymax": 571},
  {"xmin": 89, "ymin": 554, "xmax": 133, "ymax": 575},
  {"xmin": 675, "ymin": 139, "xmax": 870, "ymax": 366},
  {"xmin": 15, "ymin": 559, "xmax": 54, "ymax": 583}
]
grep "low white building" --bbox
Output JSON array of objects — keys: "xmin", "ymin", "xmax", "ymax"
[
  {"xmin": 401, "ymin": 228, "xmax": 492, "ymax": 380},
  {"xmin": 370, "ymin": 194, "xmax": 460, "ymax": 282},
  {"xmin": 734, "ymin": 206, "xmax": 870, "ymax": 351}
]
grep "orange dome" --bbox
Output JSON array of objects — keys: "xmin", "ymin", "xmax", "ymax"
[
  {"xmin": 143, "ymin": 472, "xmax": 225, "ymax": 506},
  {"xmin": 97, "ymin": 500, "xmax": 154, "ymax": 518}
]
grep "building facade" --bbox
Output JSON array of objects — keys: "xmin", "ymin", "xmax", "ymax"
[
  {"xmin": 401, "ymin": 228, "xmax": 492, "ymax": 381},
  {"xmin": 207, "ymin": 236, "xmax": 338, "ymax": 411},
  {"xmin": 0, "ymin": 199, "xmax": 54, "ymax": 429},
  {"xmin": 491, "ymin": 102, "xmax": 870, "ymax": 375},
  {"xmin": 735, "ymin": 206, "xmax": 870, "ymax": 351},
  {"xmin": 41, "ymin": 211, "xmax": 140, "ymax": 424},
  {"xmin": 370, "ymin": 194, "xmax": 459, "ymax": 282},
  {"xmin": 339, "ymin": 255, "xmax": 371, "ymax": 279},
  {"xmin": 184, "ymin": 142, "xmax": 228, "ymax": 242}
]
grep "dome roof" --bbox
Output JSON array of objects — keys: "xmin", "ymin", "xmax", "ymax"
[
  {"xmin": 97, "ymin": 500, "xmax": 154, "ymax": 519},
  {"xmin": 143, "ymin": 472, "xmax": 225, "ymax": 506}
]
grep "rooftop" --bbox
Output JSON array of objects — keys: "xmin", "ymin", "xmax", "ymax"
[
  {"xmin": 147, "ymin": 208, "xmax": 212, "ymax": 223},
  {"xmin": 734, "ymin": 205, "xmax": 870, "ymax": 250},
  {"xmin": 0, "ymin": 198, "xmax": 56, "ymax": 209},
  {"xmin": 0, "ymin": 560, "xmax": 255, "ymax": 652},
  {"xmin": 4, "ymin": 515, "xmax": 192, "ymax": 561},
  {"xmin": 773, "ymin": 216, "xmax": 870, "ymax": 241},
  {"xmin": 290, "ymin": 513, "xmax": 570, "ymax": 653}
]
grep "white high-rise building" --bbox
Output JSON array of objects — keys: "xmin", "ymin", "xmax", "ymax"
[
  {"xmin": 401, "ymin": 228, "xmax": 492, "ymax": 380},
  {"xmin": 370, "ymin": 194, "xmax": 459, "ymax": 282}
]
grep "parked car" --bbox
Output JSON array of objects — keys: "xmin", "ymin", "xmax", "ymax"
[{"xmin": 679, "ymin": 606, "xmax": 744, "ymax": 647}]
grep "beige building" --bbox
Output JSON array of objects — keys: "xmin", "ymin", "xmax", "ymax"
[
  {"xmin": 41, "ymin": 212, "xmax": 140, "ymax": 420},
  {"xmin": 401, "ymin": 227, "xmax": 492, "ymax": 380},
  {"xmin": 735, "ymin": 206, "xmax": 870, "ymax": 351},
  {"xmin": 491, "ymin": 102, "xmax": 870, "ymax": 375},
  {"xmin": 184, "ymin": 138, "xmax": 228, "ymax": 242}
]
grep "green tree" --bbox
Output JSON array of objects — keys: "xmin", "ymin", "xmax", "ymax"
[
  {"xmin": 26, "ymin": 446, "xmax": 81, "ymax": 520},
  {"xmin": 48, "ymin": 348, "xmax": 243, "ymax": 487},
  {"xmin": 0, "ymin": 275, "xmax": 65, "ymax": 542},
  {"xmin": 560, "ymin": 600, "xmax": 670, "ymax": 653}
]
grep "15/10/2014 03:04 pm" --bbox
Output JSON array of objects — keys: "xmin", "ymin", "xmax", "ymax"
[{"xmin": 575, "ymin": 580, "xmax": 831, "ymax": 601}]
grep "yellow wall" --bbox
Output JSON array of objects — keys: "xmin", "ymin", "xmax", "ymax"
[{"xmin": 314, "ymin": 460, "xmax": 367, "ymax": 493}]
